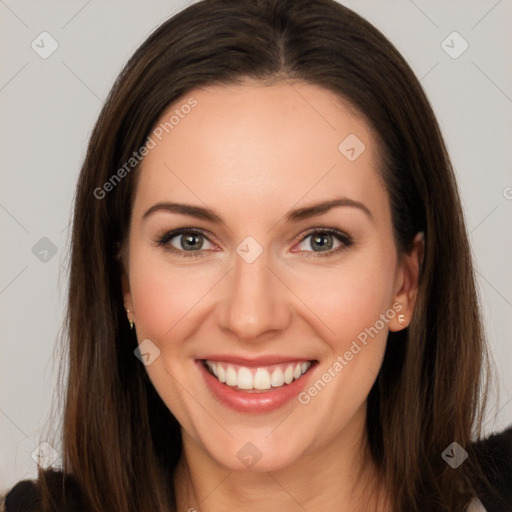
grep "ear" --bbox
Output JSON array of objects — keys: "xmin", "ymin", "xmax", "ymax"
[
  {"xmin": 117, "ymin": 242, "xmax": 135, "ymax": 323},
  {"xmin": 388, "ymin": 232, "xmax": 424, "ymax": 332}
]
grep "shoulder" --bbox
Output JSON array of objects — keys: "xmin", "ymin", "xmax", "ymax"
[
  {"xmin": 470, "ymin": 425, "xmax": 512, "ymax": 512},
  {"xmin": 2, "ymin": 468, "xmax": 88, "ymax": 512}
]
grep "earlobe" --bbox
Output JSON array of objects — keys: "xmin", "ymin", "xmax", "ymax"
[
  {"xmin": 389, "ymin": 232, "xmax": 424, "ymax": 332},
  {"xmin": 388, "ymin": 301, "xmax": 408, "ymax": 332},
  {"xmin": 122, "ymin": 275, "xmax": 135, "ymax": 330},
  {"xmin": 119, "ymin": 257, "xmax": 134, "ymax": 323}
]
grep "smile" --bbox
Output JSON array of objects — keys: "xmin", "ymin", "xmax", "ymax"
[
  {"xmin": 197, "ymin": 357, "xmax": 317, "ymax": 413},
  {"xmin": 203, "ymin": 359, "xmax": 312, "ymax": 391}
]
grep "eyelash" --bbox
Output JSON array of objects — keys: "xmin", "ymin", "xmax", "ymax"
[{"xmin": 154, "ymin": 227, "xmax": 354, "ymax": 259}]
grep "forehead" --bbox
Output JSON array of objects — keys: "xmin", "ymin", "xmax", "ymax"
[{"xmin": 133, "ymin": 81, "xmax": 388, "ymax": 227}]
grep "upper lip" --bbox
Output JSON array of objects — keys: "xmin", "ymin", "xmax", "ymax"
[{"xmin": 198, "ymin": 354, "xmax": 316, "ymax": 367}]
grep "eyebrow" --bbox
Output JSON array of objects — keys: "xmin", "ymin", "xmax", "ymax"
[{"xmin": 142, "ymin": 198, "xmax": 373, "ymax": 224}]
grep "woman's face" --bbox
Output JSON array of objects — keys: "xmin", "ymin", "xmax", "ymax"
[{"xmin": 122, "ymin": 81, "xmax": 420, "ymax": 472}]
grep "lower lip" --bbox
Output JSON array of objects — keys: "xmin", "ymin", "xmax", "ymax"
[{"xmin": 197, "ymin": 360, "xmax": 316, "ymax": 413}]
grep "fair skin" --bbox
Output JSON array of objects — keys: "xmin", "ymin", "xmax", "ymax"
[{"xmin": 121, "ymin": 80, "xmax": 423, "ymax": 512}]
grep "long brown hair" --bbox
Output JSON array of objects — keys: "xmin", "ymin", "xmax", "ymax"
[{"xmin": 38, "ymin": 0, "xmax": 490, "ymax": 510}]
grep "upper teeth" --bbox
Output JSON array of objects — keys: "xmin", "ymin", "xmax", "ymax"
[{"xmin": 204, "ymin": 360, "xmax": 311, "ymax": 390}]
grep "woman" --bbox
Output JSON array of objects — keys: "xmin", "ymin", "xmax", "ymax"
[{"xmin": 3, "ymin": 0, "xmax": 511, "ymax": 510}]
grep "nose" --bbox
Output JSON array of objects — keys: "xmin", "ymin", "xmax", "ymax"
[{"xmin": 217, "ymin": 248, "xmax": 291, "ymax": 342}]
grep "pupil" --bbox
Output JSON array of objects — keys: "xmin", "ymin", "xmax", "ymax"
[
  {"xmin": 312, "ymin": 234, "xmax": 333, "ymax": 251},
  {"xmin": 182, "ymin": 233, "xmax": 202, "ymax": 250}
]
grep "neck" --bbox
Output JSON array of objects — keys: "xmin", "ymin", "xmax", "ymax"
[{"xmin": 173, "ymin": 405, "xmax": 390, "ymax": 512}]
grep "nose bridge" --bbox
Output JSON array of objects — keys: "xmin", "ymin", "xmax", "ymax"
[{"xmin": 218, "ymin": 240, "xmax": 289, "ymax": 339}]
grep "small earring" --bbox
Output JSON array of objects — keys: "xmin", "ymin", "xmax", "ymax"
[
  {"xmin": 126, "ymin": 309, "xmax": 134, "ymax": 330},
  {"xmin": 398, "ymin": 314, "xmax": 406, "ymax": 325}
]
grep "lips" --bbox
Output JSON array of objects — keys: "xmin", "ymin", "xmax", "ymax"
[{"xmin": 196, "ymin": 356, "xmax": 317, "ymax": 413}]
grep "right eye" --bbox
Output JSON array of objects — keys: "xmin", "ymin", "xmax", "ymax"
[{"xmin": 156, "ymin": 228, "xmax": 216, "ymax": 257}]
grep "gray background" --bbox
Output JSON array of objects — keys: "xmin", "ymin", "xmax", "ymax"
[{"xmin": 1, "ymin": 0, "xmax": 511, "ymax": 494}]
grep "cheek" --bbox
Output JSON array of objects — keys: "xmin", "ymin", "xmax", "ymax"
[
  {"xmin": 293, "ymin": 251, "xmax": 396, "ymax": 431},
  {"xmin": 290, "ymin": 244, "xmax": 397, "ymax": 352},
  {"xmin": 128, "ymin": 246, "xmax": 217, "ymax": 342}
]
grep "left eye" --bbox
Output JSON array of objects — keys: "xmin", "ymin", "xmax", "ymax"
[{"xmin": 293, "ymin": 229, "xmax": 352, "ymax": 256}]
